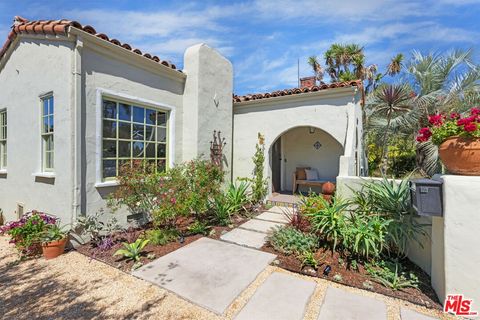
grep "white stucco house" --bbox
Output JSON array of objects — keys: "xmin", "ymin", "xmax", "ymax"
[{"xmin": 0, "ymin": 16, "xmax": 365, "ymax": 225}]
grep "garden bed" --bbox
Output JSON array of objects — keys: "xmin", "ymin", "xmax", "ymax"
[{"xmin": 260, "ymin": 243, "xmax": 442, "ymax": 309}]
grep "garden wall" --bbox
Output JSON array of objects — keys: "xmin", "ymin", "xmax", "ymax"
[
  {"xmin": 431, "ymin": 175, "xmax": 480, "ymax": 311},
  {"xmin": 336, "ymin": 176, "xmax": 433, "ymax": 276}
]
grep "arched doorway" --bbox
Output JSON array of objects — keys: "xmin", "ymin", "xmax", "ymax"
[{"xmin": 269, "ymin": 126, "xmax": 344, "ymax": 194}]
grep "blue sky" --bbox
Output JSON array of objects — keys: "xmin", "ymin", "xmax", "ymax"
[{"xmin": 1, "ymin": 0, "xmax": 479, "ymax": 95}]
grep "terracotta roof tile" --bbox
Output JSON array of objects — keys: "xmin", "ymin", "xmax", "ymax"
[
  {"xmin": 233, "ymin": 80, "xmax": 362, "ymax": 103},
  {"xmin": 0, "ymin": 16, "xmax": 179, "ymax": 72}
]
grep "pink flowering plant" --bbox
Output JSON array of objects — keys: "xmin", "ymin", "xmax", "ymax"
[
  {"xmin": 0, "ymin": 210, "xmax": 58, "ymax": 256},
  {"xmin": 417, "ymin": 107, "xmax": 480, "ymax": 145}
]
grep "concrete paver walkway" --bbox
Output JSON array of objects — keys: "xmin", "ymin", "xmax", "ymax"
[
  {"xmin": 132, "ymin": 237, "xmax": 276, "ymax": 314},
  {"xmin": 234, "ymin": 272, "xmax": 316, "ymax": 320},
  {"xmin": 220, "ymin": 205, "xmax": 292, "ymax": 249}
]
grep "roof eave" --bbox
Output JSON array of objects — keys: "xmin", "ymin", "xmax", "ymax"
[{"xmin": 233, "ymin": 86, "xmax": 360, "ymax": 107}]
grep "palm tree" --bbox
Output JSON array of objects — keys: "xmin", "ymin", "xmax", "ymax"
[
  {"xmin": 386, "ymin": 49, "xmax": 480, "ymax": 176},
  {"xmin": 367, "ymin": 83, "xmax": 413, "ymax": 174},
  {"xmin": 308, "ymin": 56, "xmax": 324, "ymax": 83},
  {"xmin": 387, "ymin": 54, "xmax": 404, "ymax": 76}
]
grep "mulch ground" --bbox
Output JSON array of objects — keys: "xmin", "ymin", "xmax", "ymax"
[{"xmin": 260, "ymin": 242, "xmax": 442, "ymax": 310}]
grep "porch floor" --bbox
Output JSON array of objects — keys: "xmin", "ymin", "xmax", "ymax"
[{"xmin": 267, "ymin": 191, "xmax": 300, "ymax": 205}]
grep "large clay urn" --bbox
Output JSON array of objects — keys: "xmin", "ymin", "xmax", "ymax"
[
  {"xmin": 438, "ymin": 137, "xmax": 480, "ymax": 175},
  {"xmin": 321, "ymin": 182, "xmax": 336, "ymax": 195}
]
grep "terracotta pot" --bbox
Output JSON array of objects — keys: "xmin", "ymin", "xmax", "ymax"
[
  {"xmin": 42, "ymin": 237, "xmax": 68, "ymax": 260},
  {"xmin": 438, "ymin": 137, "xmax": 480, "ymax": 176},
  {"xmin": 321, "ymin": 182, "xmax": 336, "ymax": 195}
]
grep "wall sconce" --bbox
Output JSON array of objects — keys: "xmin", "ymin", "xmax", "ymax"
[{"xmin": 309, "ymin": 127, "xmax": 315, "ymax": 134}]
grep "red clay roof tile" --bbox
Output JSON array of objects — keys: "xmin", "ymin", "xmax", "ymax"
[
  {"xmin": 233, "ymin": 80, "xmax": 362, "ymax": 103},
  {"xmin": 0, "ymin": 16, "xmax": 179, "ymax": 71}
]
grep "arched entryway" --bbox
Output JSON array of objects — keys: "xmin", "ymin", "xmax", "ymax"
[{"xmin": 269, "ymin": 126, "xmax": 344, "ymax": 194}]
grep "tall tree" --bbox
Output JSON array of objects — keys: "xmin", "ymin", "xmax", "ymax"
[{"xmin": 307, "ymin": 56, "xmax": 324, "ymax": 83}]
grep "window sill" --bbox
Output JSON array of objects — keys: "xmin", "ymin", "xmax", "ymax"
[
  {"xmin": 95, "ymin": 180, "xmax": 120, "ymax": 188},
  {"xmin": 33, "ymin": 172, "xmax": 56, "ymax": 179},
  {"xmin": 0, "ymin": 169, "xmax": 6, "ymax": 176}
]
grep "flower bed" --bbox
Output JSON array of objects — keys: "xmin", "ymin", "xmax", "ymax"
[{"xmin": 259, "ymin": 178, "xmax": 442, "ymax": 310}]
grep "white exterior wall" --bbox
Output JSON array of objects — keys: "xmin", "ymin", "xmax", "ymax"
[
  {"xmin": 431, "ymin": 175, "xmax": 480, "ymax": 310},
  {"xmin": 81, "ymin": 41, "xmax": 185, "ymax": 223},
  {"xmin": 232, "ymin": 88, "xmax": 362, "ymax": 192},
  {"xmin": 0, "ymin": 37, "xmax": 75, "ymax": 224},
  {"xmin": 182, "ymin": 44, "xmax": 233, "ymax": 177},
  {"xmin": 281, "ymin": 126, "xmax": 343, "ymax": 192}
]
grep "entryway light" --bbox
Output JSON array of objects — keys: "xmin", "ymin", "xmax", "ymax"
[{"xmin": 309, "ymin": 127, "xmax": 315, "ymax": 134}]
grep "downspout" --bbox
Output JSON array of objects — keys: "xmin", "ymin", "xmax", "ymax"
[{"xmin": 71, "ymin": 34, "xmax": 83, "ymax": 222}]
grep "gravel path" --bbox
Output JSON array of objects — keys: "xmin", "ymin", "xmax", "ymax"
[{"xmin": 0, "ymin": 236, "xmax": 220, "ymax": 320}]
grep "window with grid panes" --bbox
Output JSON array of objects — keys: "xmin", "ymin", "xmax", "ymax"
[
  {"xmin": 102, "ymin": 99, "xmax": 168, "ymax": 180},
  {"xmin": 41, "ymin": 95, "xmax": 54, "ymax": 171},
  {"xmin": 0, "ymin": 110, "xmax": 6, "ymax": 169}
]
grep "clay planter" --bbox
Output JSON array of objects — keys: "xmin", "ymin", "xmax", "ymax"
[
  {"xmin": 322, "ymin": 182, "xmax": 336, "ymax": 195},
  {"xmin": 438, "ymin": 137, "xmax": 480, "ymax": 175},
  {"xmin": 42, "ymin": 237, "xmax": 68, "ymax": 260}
]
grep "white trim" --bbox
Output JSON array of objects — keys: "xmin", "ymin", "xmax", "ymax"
[
  {"xmin": 33, "ymin": 172, "xmax": 56, "ymax": 179},
  {"xmin": 95, "ymin": 180, "xmax": 120, "ymax": 188},
  {"xmin": 0, "ymin": 169, "xmax": 7, "ymax": 174},
  {"xmin": 95, "ymin": 88, "xmax": 176, "ymax": 184}
]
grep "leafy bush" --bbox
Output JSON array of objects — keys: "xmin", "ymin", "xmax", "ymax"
[
  {"xmin": 145, "ymin": 228, "xmax": 178, "ymax": 245},
  {"xmin": 114, "ymin": 238, "xmax": 150, "ymax": 262},
  {"xmin": 225, "ymin": 181, "xmax": 250, "ymax": 212},
  {"xmin": 211, "ymin": 194, "xmax": 234, "ymax": 226},
  {"xmin": 0, "ymin": 211, "xmax": 58, "ymax": 256},
  {"xmin": 366, "ymin": 259, "xmax": 419, "ymax": 290},
  {"xmin": 74, "ymin": 210, "xmax": 119, "ymax": 245},
  {"xmin": 300, "ymin": 251, "xmax": 318, "ymax": 269},
  {"xmin": 187, "ymin": 221, "xmax": 209, "ymax": 235},
  {"xmin": 305, "ymin": 196, "xmax": 349, "ymax": 252},
  {"xmin": 268, "ymin": 226, "xmax": 319, "ymax": 255},
  {"xmin": 351, "ymin": 177, "xmax": 428, "ymax": 256},
  {"xmin": 109, "ymin": 159, "xmax": 223, "ymax": 228}
]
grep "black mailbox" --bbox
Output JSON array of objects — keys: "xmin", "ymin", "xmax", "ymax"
[{"xmin": 410, "ymin": 179, "xmax": 443, "ymax": 217}]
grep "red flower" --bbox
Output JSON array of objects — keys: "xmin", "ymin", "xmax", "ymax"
[
  {"xmin": 449, "ymin": 112, "xmax": 460, "ymax": 119},
  {"xmin": 457, "ymin": 116, "xmax": 475, "ymax": 126},
  {"xmin": 416, "ymin": 127, "xmax": 432, "ymax": 142},
  {"xmin": 470, "ymin": 107, "xmax": 480, "ymax": 116},
  {"xmin": 428, "ymin": 114, "xmax": 444, "ymax": 126},
  {"xmin": 464, "ymin": 122, "xmax": 477, "ymax": 132}
]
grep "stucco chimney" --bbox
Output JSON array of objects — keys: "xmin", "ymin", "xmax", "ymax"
[{"xmin": 300, "ymin": 76, "xmax": 316, "ymax": 88}]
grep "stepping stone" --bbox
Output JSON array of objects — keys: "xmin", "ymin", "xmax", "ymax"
[
  {"xmin": 256, "ymin": 211, "xmax": 291, "ymax": 224},
  {"xmin": 132, "ymin": 237, "xmax": 276, "ymax": 314},
  {"xmin": 401, "ymin": 308, "xmax": 439, "ymax": 320},
  {"xmin": 317, "ymin": 287, "xmax": 387, "ymax": 320},
  {"xmin": 221, "ymin": 228, "xmax": 268, "ymax": 249},
  {"xmin": 235, "ymin": 272, "xmax": 316, "ymax": 320},
  {"xmin": 267, "ymin": 206, "xmax": 294, "ymax": 215},
  {"xmin": 239, "ymin": 219, "xmax": 284, "ymax": 234}
]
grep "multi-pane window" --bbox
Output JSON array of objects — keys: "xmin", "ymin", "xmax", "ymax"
[
  {"xmin": 102, "ymin": 99, "xmax": 168, "ymax": 179},
  {"xmin": 41, "ymin": 95, "xmax": 54, "ymax": 171},
  {"xmin": 0, "ymin": 110, "xmax": 6, "ymax": 169}
]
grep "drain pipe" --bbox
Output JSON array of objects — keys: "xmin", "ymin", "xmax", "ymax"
[{"xmin": 71, "ymin": 34, "xmax": 83, "ymax": 223}]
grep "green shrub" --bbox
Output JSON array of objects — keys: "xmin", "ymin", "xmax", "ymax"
[
  {"xmin": 187, "ymin": 221, "xmax": 209, "ymax": 235},
  {"xmin": 305, "ymin": 196, "xmax": 349, "ymax": 252},
  {"xmin": 109, "ymin": 159, "xmax": 223, "ymax": 228},
  {"xmin": 268, "ymin": 226, "xmax": 319, "ymax": 255},
  {"xmin": 114, "ymin": 238, "xmax": 150, "ymax": 262},
  {"xmin": 366, "ymin": 259, "xmax": 419, "ymax": 290},
  {"xmin": 240, "ymin": 133, "xmax": 267, "ymax": 204},
  {"xmin": 211, "ymin": 194, "xmax": 234, "ymax": 226},
  {"xmin": 300, "ymin": 251, "xmax": 318, "ymax": 269},
  {"xmin": 351, "ymin": 177, "xmax": 428, "ymax": 257},
  {"xmin": 226, "ymin": 181, "xmax": 250, "ymax": 212},
  {"xmin": 145, "ymin": 228, "xmax": 178, "ymax": 245}
]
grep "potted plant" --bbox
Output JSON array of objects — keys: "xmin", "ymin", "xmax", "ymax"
[
  {"xmin": 41, "ymin": 224, "xmax": 69, "ymax": 260},
  {"xmin": 417, "ymin": 107, "xmax": 480, "ymax": 175},
  {"xmin": 0, "ymin": 211, "xmax": 58, "ymax": 256}
]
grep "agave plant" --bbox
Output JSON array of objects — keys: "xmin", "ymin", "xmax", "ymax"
[
  {"xmin": 225, "ymin": 181, "xmax": 250, "ymax": 213},
  {"xmin": 114, "ymin": 238, "xmax": 149, "ymax": 262}
]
